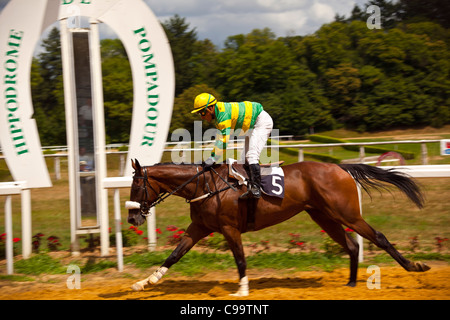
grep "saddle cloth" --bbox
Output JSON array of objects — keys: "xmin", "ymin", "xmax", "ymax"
[{"xmin": 227, "ymin": 159, "xmax": 285, "ymax": 198}]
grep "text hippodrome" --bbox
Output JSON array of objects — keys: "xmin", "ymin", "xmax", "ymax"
[{"xmin": 4, "ymin": 29, "xmax": 28, "ymax": 156}]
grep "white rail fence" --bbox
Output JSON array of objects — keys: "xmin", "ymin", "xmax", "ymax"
[
  {"xmin": 1, "ymin": 139, "xmax": 441, "ymax": 179},
  {"xmin": 0, "ymin": 181, "xmax": 30, "ymax": 275}
]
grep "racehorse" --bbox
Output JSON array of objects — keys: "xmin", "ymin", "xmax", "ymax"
[{"xmin": 126, "ymin": 159, "xmax": 429, "ymax": 296}]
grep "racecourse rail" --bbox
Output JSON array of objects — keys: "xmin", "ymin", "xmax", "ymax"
[{"xmin": 1, "ymin": 139, "xmax": 450, "ymax": 274}]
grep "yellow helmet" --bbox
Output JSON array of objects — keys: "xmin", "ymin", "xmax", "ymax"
[{"xmin": 191, "ymin": 93, "xmax": 217, "ymax": 113}]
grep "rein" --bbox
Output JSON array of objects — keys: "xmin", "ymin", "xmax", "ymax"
[{"xmin": 128, "ymin": 165, "xmax": 238, "ymax": 217}]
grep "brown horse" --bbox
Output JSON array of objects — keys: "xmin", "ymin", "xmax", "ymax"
[{"xmin": 127, "ymin": 159, "xmax": 429, "ymax": 296}]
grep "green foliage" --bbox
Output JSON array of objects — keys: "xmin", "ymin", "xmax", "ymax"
[
  {"xmin": 31, "ymin": 28, "xmax": 66, "ymax": 146},
  {"xmin": 30, "ymin": 1, "xmax": 450, "ymax": 144},
  {"xmin": 14, "ymin": 254, "xmax": 65, "ymax": 275},
  {"xmin": 101, "ymin": 39, "xmax": 133, "ymax": 143}
]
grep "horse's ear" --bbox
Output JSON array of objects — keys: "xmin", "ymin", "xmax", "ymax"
[{"xmin": 131, "ymin": 158, "xmax": 141, "ymax": 172}]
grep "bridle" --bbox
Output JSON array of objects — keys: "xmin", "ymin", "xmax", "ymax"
[
  {"xmin": 125, "ymin": 165, "xmax": 238, "ymax": 218},
  {"xmin": 129, "ymin": 167, "xmax": 160, "ymax": 217},
  {"xmin": 126, "ymin": 166, "xmax": 205, "ymax": 218}
]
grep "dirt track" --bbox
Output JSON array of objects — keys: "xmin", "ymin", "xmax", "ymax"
[{"xmin": 1, "ymin": 263, "xmax": 449, "ymax": 300}]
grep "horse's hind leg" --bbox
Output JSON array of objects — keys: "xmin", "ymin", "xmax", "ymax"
[
  {"xmin": 307, "ymin": 209, "xmax": 359, "ymax": 286},
  {"xmin": 345, "ymin": 217, "xmax": 430, "ymax": 272}
]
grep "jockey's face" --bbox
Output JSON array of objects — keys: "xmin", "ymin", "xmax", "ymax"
[{"xmin": 199, "ymin": 105, "xmax": 215, "ymax": 123}]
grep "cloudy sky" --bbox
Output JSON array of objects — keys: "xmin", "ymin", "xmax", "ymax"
[
  {"xmin": 144, "ymin": 0, "xmax": 368, "ymax": 46},
  {"xmin": 1, "ymin": 0, "xmax": 368, "ymax": 47}
]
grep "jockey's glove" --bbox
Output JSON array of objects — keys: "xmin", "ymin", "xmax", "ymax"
[{"xmin": 203, "ymin": 156, "xmax": 215, "ymax": 170}]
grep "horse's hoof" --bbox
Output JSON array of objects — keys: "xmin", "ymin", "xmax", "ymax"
[
  {"xmin": 345, "ymin": 281, "xmax": 356, "ymax": 287},
  {"xmin": 131, "ymin": 282, "xmax": 145, "ymax": 291},
  {"xmin": 131, "ymin": 278, "xmax": 148, "ymax": 291},
  {"xmin": 230, "ymin": 290, "xmax": 249, "ymax": 297},
  {"xmin": 414, "ymin": 261, "xmax": 431, "ymax": 272}
]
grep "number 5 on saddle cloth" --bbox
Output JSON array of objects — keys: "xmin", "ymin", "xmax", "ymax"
[{"xmin": 227, "ymin": 159, "xmax": 285, "ymax": 230}]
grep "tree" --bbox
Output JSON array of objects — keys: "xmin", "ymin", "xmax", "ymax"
[
  {"xmin": 31, "ymin": 27, "xmax": 66, "ymax": 145},
  {"xmin": 162, "ymin": 15, "xmax": 198, "ymax": 96},
  {"xmin": 101, "ymin": 39, "xmax": 133, "ymax": 143},
  {"xmin": 169, "ymin": 84, "xmax": 221, "ymax": 135}
]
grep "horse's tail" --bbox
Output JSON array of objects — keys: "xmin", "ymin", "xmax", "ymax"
[{"xmin": 338, "ymin": 164, "xmax": 425, "ymax": 209}]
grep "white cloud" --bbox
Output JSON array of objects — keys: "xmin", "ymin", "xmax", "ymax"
[
  {"xmin": 144, "ymin": 0, "xmax": 367, "ymax": 46},
  {"xmin": 0, "ymin": 0, "xmax": 369, "ymax": 47},
  {"xmin": 309, "ymin": 1, "xmax": 335, "ymax": 22}
]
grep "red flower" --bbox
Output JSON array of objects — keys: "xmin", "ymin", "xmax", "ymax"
[
  {"xmin": 320, "ymin": 230, "xmax": 326, "ymax": 233},
  {"xmin": 209, "ymin": 233, "xmax": 214, "ymax": 237},
  {"xmin": 13, "ymin": 237, "xmax": 21, "ymax": 243},
  {"xmin": 345, "ymin": 228, "xmax": 354, "ymax": 233},
  {"xmin": 156, "ymin": 228, "xmax": 162, "ymax": 234},
  {"xmin": 135, "ymin": 230, "xmax": 143, "ymax": 235},
  {"xmin": 166, "ymin": 225, "xmax": 178, "ymax": 232},
  {"xmin": 176, "ymin": 230, "xmax": 184, "ymax": 235}
]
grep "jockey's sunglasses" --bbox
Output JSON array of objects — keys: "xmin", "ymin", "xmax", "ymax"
[{"xmin": 199, "ymin": 107, "xmax": 208, "ymax": 116}]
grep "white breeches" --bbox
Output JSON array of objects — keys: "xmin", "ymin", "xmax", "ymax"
[{"xmin": 241, "ymin": 110, "xmax": 273, "ymax": 165}]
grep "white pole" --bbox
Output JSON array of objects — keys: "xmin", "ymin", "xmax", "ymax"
[
  {"xmin": 356, "ymin": 184, "xmax": 364, "ymax": 262},
  {"xmin": 90, "ymin": 20, "xmax": 109, "ymax": 256},
  {"xmin": 54, "ymin": 157, "xmax": 61, "ymax": 180},
  {"xmin": 59, "ymin": 19, "xmax": 80, "ymax": 255},
  {"xmin": 148, "ymin": 207, "xmax": 156, "ymax": 251},
  {"xmin": 5, "ymin": 195, "xmax": 13, "ymax": 274},
  {"xmin": 113, "ymin": 189, "xmax": 123, "ymax": 271},
  {"xmin": 21, "ymin": 188, "xmax": 31, "ymax": 259}
]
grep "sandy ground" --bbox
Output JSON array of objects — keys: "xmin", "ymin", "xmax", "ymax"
[{"xmin": 1, "ymin": 262, "xmax": 449, "ymax": 300}]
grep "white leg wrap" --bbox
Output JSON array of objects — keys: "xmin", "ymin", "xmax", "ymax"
[
  {"xmin": 148, "ymin": 266, "xmax": 168, "ymax": 284},
  {"xmin": 230, "ymin": 276, "xmax": 249, "ymax": 297},
  {"xmin": 131, "ymin": 267, "xmax": 168, "ymax": 291}
]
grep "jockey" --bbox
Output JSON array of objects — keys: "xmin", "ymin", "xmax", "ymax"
[{"xmin": 192, "ymin": 93, "xmax": 273, "ymax": 199}]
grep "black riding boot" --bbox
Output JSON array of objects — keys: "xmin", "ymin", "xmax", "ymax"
[{"xmin": 239, "ymin": 163, "xmax": 262, "ymax": 199}]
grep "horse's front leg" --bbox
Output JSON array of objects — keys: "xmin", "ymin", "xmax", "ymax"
[
  {"xmin": 221, "ymin": 225, "xmax": 249, "ymax": 297},
  {"xmin": 132, "ymin": 223, "xmax": 210, "ymax": 291}
]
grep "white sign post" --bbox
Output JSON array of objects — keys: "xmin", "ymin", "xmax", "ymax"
[{"xmin": 0, "ymin": 0, "xmax": 174, "ymax": 261}]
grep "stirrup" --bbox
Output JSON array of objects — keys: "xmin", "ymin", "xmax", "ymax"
[
  {"xmin": 239, "ymin": 184, "xmax": 260, "ymax": 200},
  {"xmin": 252, "ymin": 187, "xmax": 261, "ymax": 199}
]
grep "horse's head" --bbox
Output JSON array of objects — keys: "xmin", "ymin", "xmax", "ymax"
[{"xmin": 126, "ymin": 159, "xmax": 161, "ymax": 227}]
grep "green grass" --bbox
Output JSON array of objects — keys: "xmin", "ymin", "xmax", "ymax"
[
  {"xmin": 14, "ymin": 254, "xmax": 65, "ymax": 275},
  {"xmin": 10, "ymin": 253, "xmax": 118, "ymax": 276}
]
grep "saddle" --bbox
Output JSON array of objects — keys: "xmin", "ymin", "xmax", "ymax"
[
  {"xmin": 227, "ymin": 159, "xmax": 285, "ymax": 232},
  {"xmin": 227, "ymin": 159, "xmax": 285, "ymax": 198}
]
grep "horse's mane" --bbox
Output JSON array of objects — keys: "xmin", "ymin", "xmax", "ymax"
[
  {"xmin": 150, "ymin": 162, "xmax": 227, "ymax": 167},
  {"xmin": 152, "ymin": 162, "xmax": 196, "ymax": 166}
]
